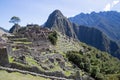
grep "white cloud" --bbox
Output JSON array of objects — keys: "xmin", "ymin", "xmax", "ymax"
[
  {"xmin": 113, "ymin": 0, "xmax": 119, "ymax": 5},
  {"xmin": 112, "ymin": 0, "xmax": 120, "ymax": 7},
  {"xmin": 103, "ymin": 0, "xmax": 120, "ymax": 11},
  {"xmin": 103, "ymin": 3, "xmax": 111, "ymax": 11}
]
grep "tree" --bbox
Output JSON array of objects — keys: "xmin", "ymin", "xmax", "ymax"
[
  {"xmin": 48, "ymin": 31, "xmax": 58, "ymax": 45},
  {"xmin": 90, "ymin": 66, "xmax": 100, "ymax": 77},
  {"xmin": 9, "ymin": 16, "xmax": 20, "ymax": 24},
  {"xmin": 95, "ymin": 73, "xmax": 104, "ymax": 80}
]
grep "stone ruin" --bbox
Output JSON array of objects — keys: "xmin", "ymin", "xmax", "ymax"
[
  {"xmin": 0, "ymin": 43, "xmax": 13, "ymax": 67},
  {"xmin": 0, "ymin": 44, "xmax": 9, "ymax": 66}
]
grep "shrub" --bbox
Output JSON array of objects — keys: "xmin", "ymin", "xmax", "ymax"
[
  {"xmin": 90, "ymin": 66, "xmax": 100, "ymax": 78},
  {"xmin": 95, "ymin": 73, "xmax": 104, "ymax": 80},
  {"xmin": 48, "ymin": 31, "xmax": 58, "ymax": 45},
  {"xmin": 66, "ymin": 52, "xmax": 81, "ymax": 67}
]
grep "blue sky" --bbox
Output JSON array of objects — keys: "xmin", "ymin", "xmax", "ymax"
[{"xmin": 0, "ymin": 0, "xmax": 120, "ymax": 30}]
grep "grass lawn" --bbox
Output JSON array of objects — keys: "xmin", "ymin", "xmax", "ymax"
[{"xmin": 0, "ymin": 70, "xmax": 50, "ymax": 80}]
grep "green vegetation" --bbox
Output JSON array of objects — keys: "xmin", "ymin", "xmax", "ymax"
[
  {"xmin": 9, "ymin": 37, "xmax": 32, "ymax": 45},
  {"xmin": 9, "ymin": 37, "xmax": 32, "ymax": 44},
  {"xmin": 9, "ymin": 56, "xmax": 14, "ymax": 63},
  {"xmin": 14, "ymin": 41, "xmax": 32, "ymax": 44},
  {"xmin": 6, "ymin": 26, "xmax": 120, "ymax": 80},
  {"xmin": 0, "ymin": 70, "xmax": 50, "ymax": 80},
  {"xmin": 48, "ymin": 31, "xmax": 58, "ymax": 45},
  {"xmin": 26, "ymin": 56, "xmax": 38, "ymax": 66},
  {"xmin": 11, "ymin": 38, "xmax": 29, "ymax": 42},
  {"xmin": 55, "ymin": 32, "xmax": 80, "ymax": 52},
  {"xmin": 66, "ymin": 46, "xmax": 120, "ymax": 80},
  {"xmin": 9, "ymin": 55, "xmax": 44, "ymax": 71},
  {"xmin": 9, "ymin": 16, "xmax": 21, "ymax": 24},
  {"xmin": 64, "ymin": 70, "xmax": 72, "ymax": 76},
  {"xmin": 105, "ymin": 74, "xmax": 120, "ymax": 80}
]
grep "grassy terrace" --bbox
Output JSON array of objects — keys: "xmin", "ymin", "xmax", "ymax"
[
  {"xmin": 14, "ymin": 41, "xmax": 32, "ymax": 44},
  {"xmin": 55, "ymin": 32, "xmax": 81, "ymax": 53},
  {"xmin": 0, "ymin": 70, "xmax": 50, "ymax": 80},
  {"xmin": 8, "ymin": 55, "xmax": 75, "ymax": 77},
  {"xmin": 7, "ymin": 32, "xmax": 86, "ymax": 78}
]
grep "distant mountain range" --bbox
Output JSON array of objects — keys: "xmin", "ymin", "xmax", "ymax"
[
  {"xmin": 44, "ymin": 10, "xmax": 120, "ymax": 59},
  {"xmin": 0, "ymin": 27, "xmax": 8, "ymax": 32},
  {"xmin": 0, "ymin": 27, "xmax": 9, "ymax": 36},
  {"xmin": 69, "ymin": 11, "xmax": 120, "ymax": 42}
]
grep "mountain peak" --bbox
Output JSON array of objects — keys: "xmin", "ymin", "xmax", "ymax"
[
  {"xmin": 51, "ymin": 9, "xmax": 64, "ymax": 17},
  {"xmin": 53, "ymin": 9, "xmax": 62, "ymax": 13},
  {"xmin": 47, "ymin": 10, "xmax": 64, "ymax": 21},
  {"xmin": 44, "ymin": 10, "xmax": 77, "ymax": 38},
  {"xmin": 44, "ymin": 9, "xmax": 66, "ymax": 29}
]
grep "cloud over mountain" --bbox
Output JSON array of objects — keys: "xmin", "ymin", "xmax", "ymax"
[{"xmin": 104, "ymin": 0, "xmax": 120, "ymax": 11}]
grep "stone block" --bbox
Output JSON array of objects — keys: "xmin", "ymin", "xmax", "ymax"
[{"xmin": 0, "ymin": 48, "xmax": 9, "ymax": 66}]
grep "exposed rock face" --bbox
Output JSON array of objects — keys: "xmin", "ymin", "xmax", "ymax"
[
  {"xmin": 44, "ymin": 10, "xmax": 77, "ymax": 38},
  {"xmin": 73, "ymin": 25, "xmax": 120, "ymax": 58},
  {"xmin": 9, "ymin": 24, "xmax": 21, "ymax": 34},
  {"xmin": 0, "ymin": 47, "xmax": 9, "ymax": 66}
]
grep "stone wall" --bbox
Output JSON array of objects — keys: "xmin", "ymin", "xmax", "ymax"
[
  {"xmin": 6, "ymin": 44, "xmax": 12, "ymax": 55},
  {"xmin": 10, "ymin": 63, "xmax": 74, "ymax": 79},
  {"xmin": 0, "ymin": 48, "xmax": 9, "ymax": 66}
]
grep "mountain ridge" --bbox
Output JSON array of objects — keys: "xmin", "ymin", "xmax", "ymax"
[
  {"xmin": 69, "ymin": 11, "xmax": 120, "ymax": 42},
  {"xmin": 0, "ymin": 27, "xmax": 8, "ymax": 32}
]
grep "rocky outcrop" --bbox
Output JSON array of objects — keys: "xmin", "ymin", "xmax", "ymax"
[
  {"xmin": 44, "ymin": 10, "xmax": 77, "ymax": 38},
  {"xmin": 9, "ymin": 24, "xmax": 21, "ymax": 34}
]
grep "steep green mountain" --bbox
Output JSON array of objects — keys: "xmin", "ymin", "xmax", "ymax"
[
  {"xmin": 73, "ymin": 25, "xmax": 120, "ymax": 59},
  {"xmin": 69, "ymin": 11, "xmax": 120, "ymax": 42},
  {"xmin": 44, "ymin": 10, "xmax": 77, "ymax": 38},
  {"xmin": 44, "ymin": 10, "xmax": 120, "ymax": 59}
]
